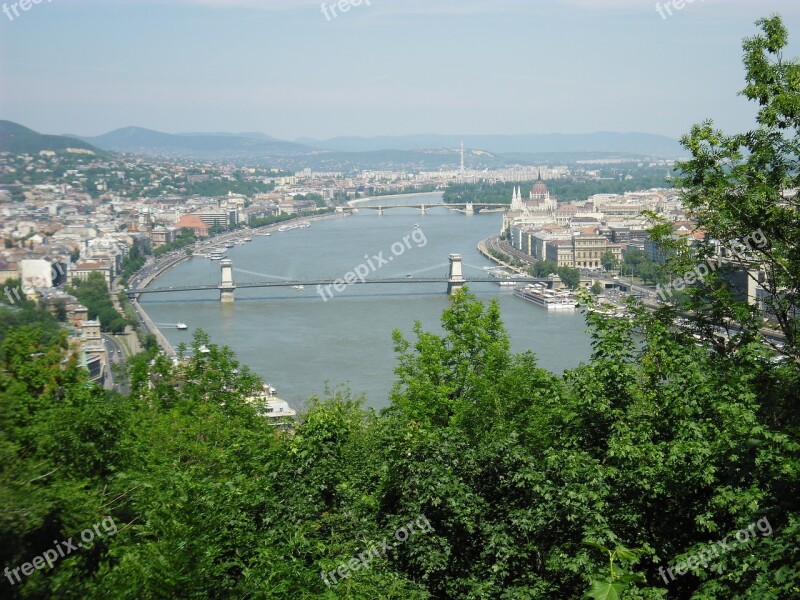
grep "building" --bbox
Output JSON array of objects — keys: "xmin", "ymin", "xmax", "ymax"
[
  {"xmin": 68, "ymin": 261, "xmax": 113, "ymax": 287},
  {"xmin": 194, "ymin": 208, "xmax": 238, "ymax": 228},
  {"xmin": 150, "ymin": 226, "xmax": 176, "ymax": 249},
  {"xmin": 174, "ymin": 215, "xmax": 210, "ymax": 238},
  {"xmin": 545, "ymin": 240, "xmax": 577, "ymax": 268}
]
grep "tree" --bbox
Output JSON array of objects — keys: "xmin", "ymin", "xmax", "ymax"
[
  {"xmin": 591, "ymin": 281, "xmax": 604, "ymax": 295},
  {"xmin": 660, "ymin": 14, "xmax": 800, "ymax": 360},
  {"xmin": 601, "ymin": 250, "xmax": 618, "ymax": 272},
  {"xmin": 557, "ymin": 266, "xmax": 581, "ymax": 290}
]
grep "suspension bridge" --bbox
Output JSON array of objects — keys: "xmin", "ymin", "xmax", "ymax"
[{"xmin": 128, "ymin": 254, "xmax": 548, "ymax": 303}]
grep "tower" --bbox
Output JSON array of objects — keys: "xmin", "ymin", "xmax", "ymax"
[
  {"xmin": 219, "ymin": 259, "xmax": 236, "ymax": 303},
  {"xmin": 447, "ymin": 253, "xmax": 465, "ymax": 296}
]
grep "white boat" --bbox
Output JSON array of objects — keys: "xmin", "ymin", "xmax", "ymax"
[
  {"xmin": 414, "ymin": 223, "xmax": 420, "ymax": 229},
  {"xmin": 497, "ymin": 281, "xmax": 517, "ymax": 286},
  {"xmin": 176, "ymin": 322, "xmax": 188, "ymax": 330},
  {"xmin": 209, "ymin": 252, "xmax": 226, "ymax": 261},
  {"xmin": 243, "ymin": 237, "xmax": 253, "ymax": 242},
  {"xmin": 292, "ymin": 285, "xmax": 305, "ymax": 291},
  {"xmin": 513, "ymin": 284, "xmax": 578, "ymax": 310}
]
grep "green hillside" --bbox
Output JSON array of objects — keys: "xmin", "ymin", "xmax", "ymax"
[{"xmin": 0, "ymin": 120, "xmax": 105, "ymax": 155}]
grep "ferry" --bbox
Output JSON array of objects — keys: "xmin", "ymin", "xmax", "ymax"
[
  {"xmin": 245, "ymin": 384, "xmax": 297, "ymax": 427},
  {"xmin": 176, "ymin": 322, "xmax": 188, "ymax": 330},
  {"xmin": 513, "ymin": 284, "xmax": 578, "ymax": 310}
]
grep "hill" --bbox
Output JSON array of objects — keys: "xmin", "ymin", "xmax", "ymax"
[
  {"xmin": 76, "ymin": 126, "xmax": 312, "ymax": 157},
  {"xmin": 0, "ymin": 120, "xmax": 103, "ymax": 155}
]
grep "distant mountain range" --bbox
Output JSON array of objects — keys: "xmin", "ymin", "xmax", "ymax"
[
  {"xmin": 295, "ymin": 133, "xmax": 684, "ymax": 156},
  {"xmin": 67, "ymin": 126, "xmax": 683, "ymax": 158},
  {"xmin": 0, "ymin": 120, "xmax": 103, "ymax": 155},
  {"xmin": 73, "ymin": 127, "xmax": 310, "ymax": 157},
  {"xmin": 0, "ymin": 121, "xmax": 686, "ymax": 164}
]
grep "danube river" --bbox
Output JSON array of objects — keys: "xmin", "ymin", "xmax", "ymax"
[{"xmin": 140, "ymin": 193, "xmax": 593, "ymax": 410}]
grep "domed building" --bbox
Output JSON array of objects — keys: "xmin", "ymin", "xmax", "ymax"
[{"xmin": 526, "ymin": 177, "xmax": 557, "ymax": 211}]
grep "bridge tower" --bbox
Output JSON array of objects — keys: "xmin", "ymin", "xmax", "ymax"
[
  {"xmin": 219, "ymin": 259, "xmax": 236, "ymax": 303},
  {"xmin": 447, "ymin": 253, "xmax": 466, "ymax": 296},
  {"xmin": 465, "ymin": 202, "xmax": 474, "ymax": 215}
]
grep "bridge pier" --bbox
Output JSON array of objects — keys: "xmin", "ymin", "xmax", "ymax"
[
  {"xmin": 420, "ymin": 204, "xmax": 427, "ymax": 215},
  {"xmin": 219, "ymin": 259, "xmax": 236, "ymax": 303},
  {"xmin": 465, "ymin": 202, "xmax": 474, "ymax": 215},
  {"xmin": 447, "ymin": 253, "xmax": 466, "ymax": 296},
  {"xmin": 377, "ymin": 206, "xmax": 383, "ymax": 215}
]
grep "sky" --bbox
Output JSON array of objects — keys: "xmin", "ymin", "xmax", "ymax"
[{"xmin": 0, "ymin": 0, "xmax": 798, "ymax": 141}]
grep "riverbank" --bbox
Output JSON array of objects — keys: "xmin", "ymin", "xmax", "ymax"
[
  {"xmin": 347, "ymin": 191, "xmax": 442, "ymax": 207},
  {"xmin": 477, "ymin": 237, "xmax": 530, "ymax": 275},
  {"xmin": 130, "ymin": 210, "xmax": 349, "ymax": 356}
]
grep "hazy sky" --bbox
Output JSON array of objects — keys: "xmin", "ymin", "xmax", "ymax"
[{"xmin": 1, "ymin": 0, "xmax": 798, "ymax": 140}]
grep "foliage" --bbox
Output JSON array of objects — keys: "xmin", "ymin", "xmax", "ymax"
[
  {"xmin": 621, "ymin": 248, "xmax": 658, "ymax": 285},
  {"xmin": 443, "ymin": 168, "xmax": 671, "ymax": 205},
  {"xmin": 67, "ymin": 272, "xmax": 128, "ymax": 333},
  {"xmin": 118, "ymin": 245, "xmax": 147, "ymax": 285},
  {"xmin": 153, "ymin": 228, "xmax": 197, "ymax": 257},
  {"xmin": 601, "ymin": 250, "xmax": 619, "ymax": 272}
]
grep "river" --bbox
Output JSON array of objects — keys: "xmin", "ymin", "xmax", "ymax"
[{"xmin": 140, "ymin": 193, "xmax": 593, "ymax": 411}]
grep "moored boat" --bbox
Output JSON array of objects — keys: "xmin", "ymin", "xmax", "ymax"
[{"xmin": 513, "ymin": 284, "xmax": 578, "ymax": 310}]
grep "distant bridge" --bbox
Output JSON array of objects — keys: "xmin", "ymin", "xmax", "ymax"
[
  {"xmin": 129, "ymin": 255, "xmax": 547, "ymax": 303},
  {"xmin": 345, "ymin": 202, "xmax": 507, "ymax": 215}
]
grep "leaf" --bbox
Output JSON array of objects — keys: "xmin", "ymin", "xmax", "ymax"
[{"xmin": 583, "ymin": 578, "xmax": 625, "ymax": 600}]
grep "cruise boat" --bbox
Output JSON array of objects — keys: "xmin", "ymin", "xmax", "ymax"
[
  {"xmin": 209, "ymin": 251, "xmax": 226, "ymax": 260},
  {"xmin": 245, "ymin": 384, "xmax": 297, "ymax": 427},
  {"xmin": 513, "ymin": 284, "xmax": 578, "ymax": 310}
]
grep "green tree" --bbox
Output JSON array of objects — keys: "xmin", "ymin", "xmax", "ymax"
[
  {"xmin": 601, "ymin": 250, "xmax": 618, "ymax": 272},
  {"xmin": 557, "ymin": 266, "xmax": 581, "ymax": 290}
]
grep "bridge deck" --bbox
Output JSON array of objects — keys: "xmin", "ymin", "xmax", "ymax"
[{"xmin": 132, "ymin": 276, "xmax": 544, "ymax": 295}]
